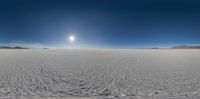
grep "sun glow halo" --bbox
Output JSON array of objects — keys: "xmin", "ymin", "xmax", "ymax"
[{"xmin": 68, "ymin": 35, "xmax": 76, "ymax": 43}]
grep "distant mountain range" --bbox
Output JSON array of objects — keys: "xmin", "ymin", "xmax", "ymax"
[
  {"xmin": 0, "ymin": 45, "xmax": 200, "ymax": 49},
  {"xmin": 0, "ymin": 46, "xmax": 28, "ymax": 49},
  {"xmin": 171, "ymin": 45, "xmax": 200, "ymax": 49}
]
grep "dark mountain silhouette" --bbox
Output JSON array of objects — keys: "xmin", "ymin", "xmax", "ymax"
[
  {"xmin": 0, "ymin": 46, "xmax": 28, "ymax": 49},
  {"xmin": 171, "ymin": 45, "xmax": 200, "ymax": 49}
]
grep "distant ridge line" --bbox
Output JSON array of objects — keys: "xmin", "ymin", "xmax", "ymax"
[
  {"xmin": 171, "ymin": 45, "xmax": 200, "ymax": 49},
  {"xmin": 0, "ymin": 46, "xmax": 29, "ymax": 49}
]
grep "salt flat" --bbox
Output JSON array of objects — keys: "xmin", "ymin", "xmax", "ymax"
[{"xmin": 0, "ymin": 49, "xmax": 200, "ymax": 99}]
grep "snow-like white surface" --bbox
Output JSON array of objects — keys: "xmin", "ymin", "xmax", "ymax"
[{"xmin": 0, "ymin": 49, "xmax": 200, "ymax": 99}]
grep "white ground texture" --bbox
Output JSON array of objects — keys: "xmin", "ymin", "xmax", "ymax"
[{"xmin": 0, "ymin": 49, "xmax": 200, "ymax": 99}]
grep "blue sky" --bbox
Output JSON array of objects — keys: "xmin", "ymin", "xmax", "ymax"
[{"xmin": 0, "ymin": 0, "xmax": 200, "ymax": 48}]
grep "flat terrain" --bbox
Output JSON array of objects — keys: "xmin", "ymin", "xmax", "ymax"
[{"xmin": 0, "ymin": 49, "xmax": 200, "ymax": 99}]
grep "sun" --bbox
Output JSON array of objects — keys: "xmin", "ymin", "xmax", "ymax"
[{"xmin": 68, "ymin": 35, "xmax": 76, "ymax": 43}]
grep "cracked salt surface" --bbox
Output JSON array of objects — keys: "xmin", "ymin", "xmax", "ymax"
[{"xmin": 0, "ymin": 49, "xmax": 200, "ymax": 99}]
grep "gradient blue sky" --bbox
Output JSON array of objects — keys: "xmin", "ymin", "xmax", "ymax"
[{"xmin": 0, "ymin": 0, "xmax": 200, "ymax": 48}]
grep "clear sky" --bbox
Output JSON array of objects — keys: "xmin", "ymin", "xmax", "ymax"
[{"xmin": 0, "ymin": 0, "xmax": 200, "ymax": 48}]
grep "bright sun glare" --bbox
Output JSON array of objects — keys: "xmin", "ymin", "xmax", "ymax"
[{"xmin": 68, "ymin": 35, "xmax": 76, "ymax": 43}]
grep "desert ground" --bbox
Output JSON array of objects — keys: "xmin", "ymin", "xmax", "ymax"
[{"xmin": 0, "ymin": 49, "xmax": 200, "ymax": 99}]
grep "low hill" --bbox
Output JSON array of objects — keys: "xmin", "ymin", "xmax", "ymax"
[
  {"xmin": 172, "ymin": 45, "xmax": 200, "ymax": 49},
  {"xmin": 0, "ymin": 46, "xmax": 28, "ymax": 49}
]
